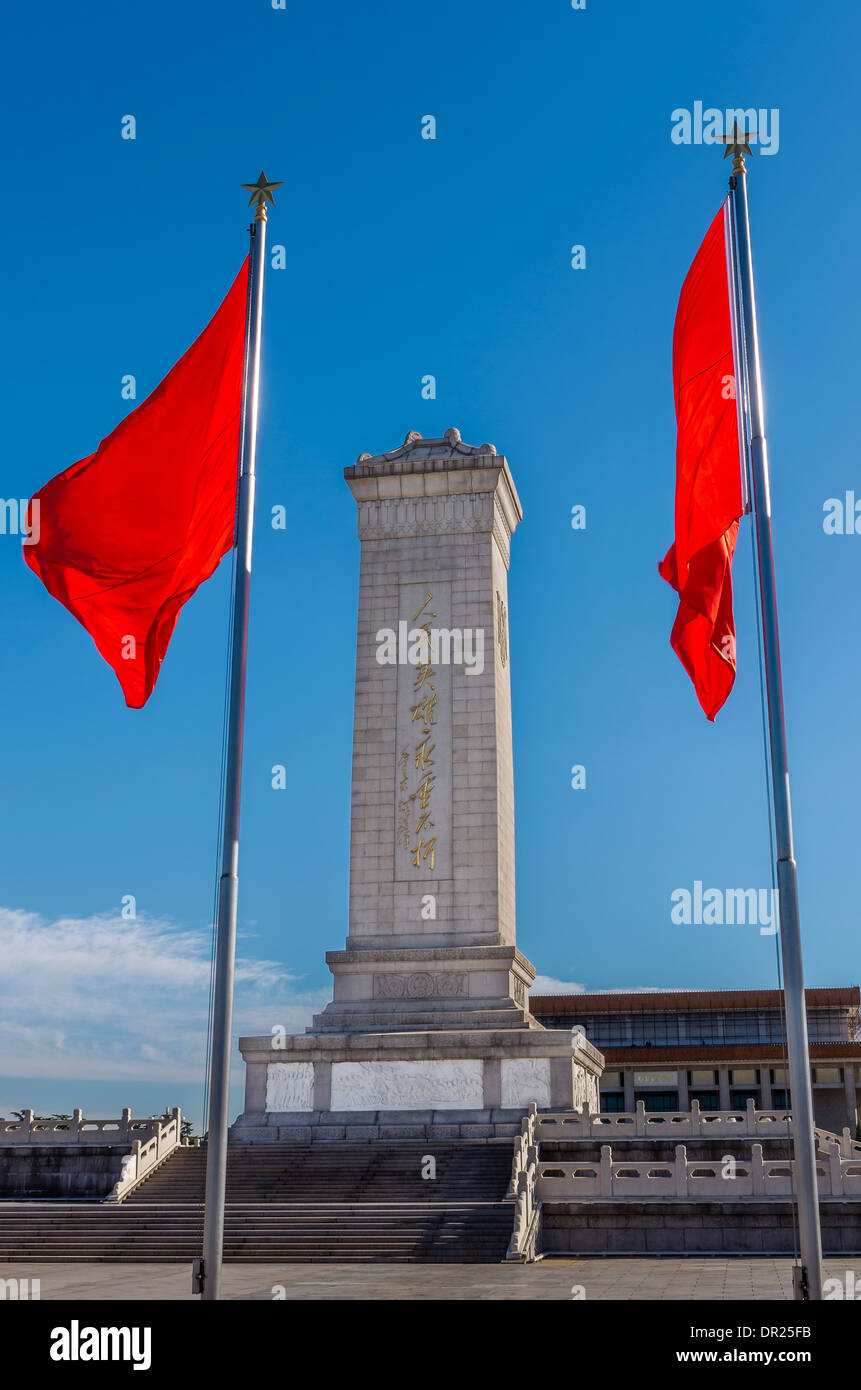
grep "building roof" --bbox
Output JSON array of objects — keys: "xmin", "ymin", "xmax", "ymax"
[
  {"xmin": 529, "ymin": 986, "xmax": 859, "ymax": 1014},
  {"xmin": 601, "ymin": 1043, "xmax": 861, "ymax": 1064}
]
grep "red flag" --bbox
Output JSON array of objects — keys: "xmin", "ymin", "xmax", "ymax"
[
  {"xmin": 25, "ymin": 260, "xmax": 249, "ymax": 708},
  {"xmin": 659, "ymin": 204, "xmax": 743, "ymax": 721}
]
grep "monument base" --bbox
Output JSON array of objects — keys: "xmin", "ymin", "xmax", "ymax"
[
  {"xmin": 233, "ymin": 1109, "xmax": 531, "ymax": 1142},
  {"xmin": 313, "ymin": 945, "xmax": 541, "ymax": 1033},
  {"xmin": 232, "ymin": 1028, "xmax": 604, "ymax": 1142}
]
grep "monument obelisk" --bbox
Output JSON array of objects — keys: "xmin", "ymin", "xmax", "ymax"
[{"xmin": 234, "ymin": 429, "xmax": 602, "ymax": 1140}]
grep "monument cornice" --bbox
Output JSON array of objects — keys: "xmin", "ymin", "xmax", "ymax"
[
  {"xmin": 350, "ymin": 425, "xmax": 496, "ymax": 468},
  {"xmin": 344, "ymin": 428, "xmax": 523, "ymax": 537},
  {"xmin": 238, "ymin": 1030, "xmax": 604, "ymax": 1068},
  {"xmin": 324, "ymin": 945, "xmax": 536, "ymax": 968}
]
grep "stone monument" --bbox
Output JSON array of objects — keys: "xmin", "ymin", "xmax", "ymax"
[{"xmin": 233, "ymin": 429, "xmax": 602, "ymax": 1140}]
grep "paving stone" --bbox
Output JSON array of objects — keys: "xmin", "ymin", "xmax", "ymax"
[{"xmin": 4, "ymin": 1258, "xmax": 856, "ymax": 1301}]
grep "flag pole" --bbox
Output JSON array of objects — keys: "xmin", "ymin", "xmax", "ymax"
[
  {"xmin": 724, "ymin": 132, "xmax": 824, "ymax": 1300},
  {"xmin": 199, "ymin": 172, "xmax": 280, "ymax": 1301}
]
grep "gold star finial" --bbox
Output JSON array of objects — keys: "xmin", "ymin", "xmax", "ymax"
[
  {"xmin": 241, "ymin": 170, "xmax": 283, "ymax": 221},
  {"xmin": 719, "ymin": 121, "xmax": 757, "ymax": 174}
]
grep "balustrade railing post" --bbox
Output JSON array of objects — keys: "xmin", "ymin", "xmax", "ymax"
[
  {"xmin": 674, "ymin": 1144, "xmax": 688, "ymax": 1198},
  {"xmin": 828, "ymin": 1141, "xmax": 842, "ymax": 1198},
  {"xmin": 600, "ymin": 1144, "xmax": 612, "ymax": 1198},
  {"xmin": 507, "ymin": 1132, "xmax": 524, "ymax": 1199},
  {"xmin": 751, "ymin": 1142, "xmax": 765, "ymax": 1197},
  {"xmin": 516, "ymin": 1170, "xmax": 530, "ymax": 1227}
]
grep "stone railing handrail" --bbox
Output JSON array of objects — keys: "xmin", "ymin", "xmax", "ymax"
[
  {"xmin": 536, "ymin": 1100, "xmax": 861, "ymax": 1155},
  {"xmin": 104, "ymin": 1110, "xmax": 183, "ymax": 1204},
  {"xmin": 0, "ymin": 1108, "xmax": 181, "ymax": 1146},
  {"xmin": 506, "ymin": 1100, "xmax": 538, "ymax": 1198},
  {"xmin": 506, "ymin": 1102, "xmax": 540, "ymax": 1261},
  {"xmin": 814, "ymin": 1125, "xmax": 861, "ymax": 1158},
  {"xmin": 535, "ymin": 1139, "xmax": 861, "ymax": 1201}
]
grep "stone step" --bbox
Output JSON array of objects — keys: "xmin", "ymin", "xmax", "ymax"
[{"xmin": 0, "ymin": 1140, "xmax": 515, "ymax": 1263}]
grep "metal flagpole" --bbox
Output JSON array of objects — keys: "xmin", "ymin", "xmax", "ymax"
[
  {"xmin": 723, "ymin": 128, "xmax": 824, "ymax": 1300},
  {"xmin": 198, "ymin": 171, "xmax": 281, "ymax": 1302}
]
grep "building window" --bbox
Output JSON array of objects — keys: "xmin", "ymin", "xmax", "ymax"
[
  {"xmin": 690, "ymin": 1091, "xmax": 720, "ymax": 1111},
  {"xmin": 552, "ymin": 1003, "xmax": 857, "ymax": 1050},
  {"xmin": 730, "ymin": 1069, "xmax": 759, "ymax": 1086},
  {"xmin": 772, "ymin": 1089, "xmax": 791, "ymax": 1109},
  {"xmin": 689, "ymin": 1070, "xmax": 717, "ymax": 1087},
  {"xmin": 600, "ymin": 1092, "xmax": 626, "ymax": 1113},
  {"xmin": 731, "ymin": 1089, "xmax": 760, "ymax": 1109},
  {"xmin": 637, "ymin": 1091, "xmax": 679, "ymax": 1113}
]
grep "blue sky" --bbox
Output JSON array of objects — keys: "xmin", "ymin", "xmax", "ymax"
[{"xmin": 2, "ymin": 0, "xmax": 859, "ymax": 1129}]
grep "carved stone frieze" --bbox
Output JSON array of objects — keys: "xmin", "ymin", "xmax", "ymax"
[{"xmin": 374, "ymin": 971, "xmax": 468, "ymax": 1000}]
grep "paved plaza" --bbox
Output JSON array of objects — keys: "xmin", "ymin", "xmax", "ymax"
[{"xmin": 4, "ymin": 1258, "xmax": 858, "ymax": 1300}]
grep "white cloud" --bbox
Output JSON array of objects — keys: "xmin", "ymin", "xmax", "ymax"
[
  {"xmin": 529, "ymin": 975, "xmax": 587, "ymax": 995},
  {"xmin": 529, "ymin": 978, "xmax": 675, "ymax": 996},
  {"xmin": 0, "ymin": 907, "xmax": 328, "ymax": 1083},
  {"xmin": 597, "ymin": 986, "xmax": 676, "ymax": 994}
]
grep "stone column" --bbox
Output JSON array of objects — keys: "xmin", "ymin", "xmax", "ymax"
[
  {"xmin": 844, "ymin": 1064, "xmax": 858, "ymax": 1132},
  {"xmin": 677, "ymin": 1068, "xmax": 689, "ymax": 1111},
  {"xmin": 623, "ymin": 1070, "xmax": 635, "ymax": 1112},
  {"xmin": 313, "ymin": 429, "xmax": 536, "ymax": 1034}
]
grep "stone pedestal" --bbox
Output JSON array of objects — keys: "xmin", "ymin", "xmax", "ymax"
[
  {"xmin": 233, "ymin": 430, "xmax": 603, "ymax": 1140},
  {"xmin": 236, "ymin": 1028, "xmax": 603, "ymax": 1141}
]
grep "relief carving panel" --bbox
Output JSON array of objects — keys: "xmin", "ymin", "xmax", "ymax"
[{"xmin": 374, "ymin": 971, "xmax": 467, "ymax": 999}]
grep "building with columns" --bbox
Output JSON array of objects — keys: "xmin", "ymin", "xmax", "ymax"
[{"xmin": 530, "ymin": 987, "xmax": 861, "ymax": 1134}]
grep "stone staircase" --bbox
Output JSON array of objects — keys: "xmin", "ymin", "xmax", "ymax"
[
  {"xmin": 0, "ymin": 1142, "xmax": 515, "ymax": 1263},
  {"xmin": 126, "ymin": 1143, "xmax": 509, "ymax": 1203}
]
